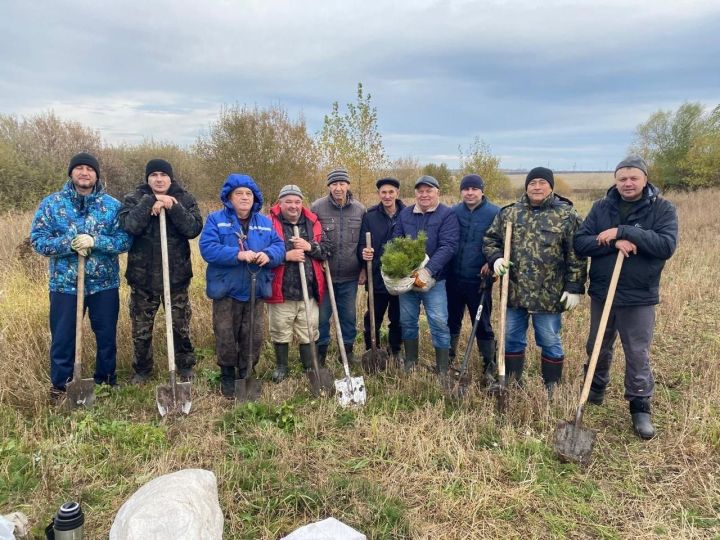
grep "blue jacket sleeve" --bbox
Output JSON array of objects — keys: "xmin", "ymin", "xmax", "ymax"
[
  {"xmin": 426, "ymin": 211, "xmax": 459, "ymax": 277},
  {"xmin": 617, "ymin": 199, "xmax": 678, "ymax": 260},
  {"xmin": 573, "ymin": 201, "xmax": 617, "ymax": 258},
  {"xmin": 30, "ymin": 200, "xmax": 76, "ymax": 256},
  {"xmin": 94, "ymin": 213, "xmax": 132, "ymax": 254},
  {"xmin": 199, "ymin": 213, "xmax": 241, "ymax": 266}
]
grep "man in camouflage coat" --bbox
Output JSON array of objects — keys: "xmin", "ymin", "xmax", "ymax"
[
  {"xmin": 119, "ymin": 159, "xmax": 203, "ymax": 384},
  {"xmin": 484, "ymin": 167, "xmax": 586, "ymax": 395}
]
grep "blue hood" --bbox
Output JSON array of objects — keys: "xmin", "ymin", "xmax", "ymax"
[{"xmin": 220, "ymin": 174, "xmax": 264, "ymax": 214}]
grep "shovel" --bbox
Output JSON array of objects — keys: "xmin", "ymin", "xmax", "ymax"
[
  {"xmin": 554, "ymin": 250, "xmax": 624, "ymax": 465},
  {"xmin": 156, "ymin": 208, "xmax": 192, "ymax": 416},
  {"xmin": 294, "ymin": 226, "xmax": 335, "ymax": 397},
  {"xmin": 488, "ymin": 221, "xmax": 512, "ymax": 412},
  {"xmin": 324, "ymin": 262, "xmax": 366, "ymax": 406},
  {"xmin": 64, "ymin": 254, "xmax": 95, "ymax": 409},
  {"xmin": 361, "ymin": 232, "xmax": 389, "ymax": 373},
  {"xmin": 235, "ymin": 268, "xmax": 263, "ymax": 403}
]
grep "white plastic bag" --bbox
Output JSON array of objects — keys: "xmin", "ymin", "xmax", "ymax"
[
  {"xmin": 0, "ymin": 515, "xmax": 14, "ymax": 540},
  {"xmin": 281, "ymin": 517, "xmax": 366, "ymax": 540},
  {"xmin": 382, "ymin": 254, "xmax": 429, "ymax": 295},
  {"xmin": 109, "ymin": 469, "xmax": 223, "ymax": 540}
]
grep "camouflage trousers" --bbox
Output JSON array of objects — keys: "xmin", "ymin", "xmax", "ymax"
[
  {"xmin": 212, "ymin": 297, "xmax": 265, "ymax": 377},
  {"xmin": 129, "ymin": 287, "xmax": 196, "ymax": 375}
]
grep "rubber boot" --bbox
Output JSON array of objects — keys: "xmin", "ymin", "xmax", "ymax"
[
  {"xmin": 220, "ymin": 366, "xmax": 235, "ymax": 398},
  {"xmin": 449, "ymin": 334, "xmax": 460, "ymax": 367},
  {"xmin": 630, "ymin": 398, "xmax": 656, "ymax": 440},
  {"xmin": 435, "ymin": 348, "xmax": 450, "ymax": 375},
  {"xmin": 403, "ymin": 339, "xmax": 419, "ymax": 372},
  {"xmin": 344, "ymin": 342, "xmax": 357, "ymax": 365},
  {"xmin": 583, "ymin": 364, "xmax": 606, "ymax": 405},
  {"xmin": 505, "ymin": 352, "xmax": 525, "ymax": 385},
  {"xmin": 541, "ymin": 354, "xmax": 564, "ymax": 399},
  {"xmin": 317, "ymin": 343, "xmax": 328, "ymax": 367},
  {"xmin": 272, "ymin": 343, "xmax": 289, "ymax": 383},
  {"xmin": 478, "ymin": 339, "xmax": 496, "ymax": 386},
  {"xmin": 299, "ymin": 343, "xmax": 314, "ymax": 372}
]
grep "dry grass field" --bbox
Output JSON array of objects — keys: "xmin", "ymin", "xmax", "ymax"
[{"xmin": 0, "ymin": 190, "xmax": 718, "ymax": 538}]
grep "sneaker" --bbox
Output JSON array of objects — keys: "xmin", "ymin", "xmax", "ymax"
[{"xmin": 49, "ymin": 386, "xmax": 66, "ymax": 405}]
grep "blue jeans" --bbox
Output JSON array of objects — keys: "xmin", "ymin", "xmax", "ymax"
[
  {"xmin": 505, "ymin": 307, "xmax": 564, "ymax": 358},
  {"xmin": 49, "ymin": 288, "xmax": 120, "ymax": 388},
  {"xmin": 318, "ymin": 280, "xmax": 358, "ymax": 347},
  {"xmin": 399, "ymin": 280, "xmax": 450, "ymax": 349}
]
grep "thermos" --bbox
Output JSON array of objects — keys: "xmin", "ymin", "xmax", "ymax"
[{"xmin": 45, "ymin": 501, "xmax": 84, "ymax": 539}]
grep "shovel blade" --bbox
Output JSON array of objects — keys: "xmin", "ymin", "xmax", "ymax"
[
  {"xmin": 447, "ymin": 371, "xmax": 472, "ymax": 399},
  {"xmin": 156, "ymin": 381, "xmax": 192, "ymax": 417},
  {"xmin": 64, "ymin": 378, "xmax": 95, "ymax": 410},
  {"xmin": 487, "ymin": 380, "xmax": 508, "ymax": 413},
  {"xmin": 235, "ymin": 378, "xmax": 262, "ymax": 403},
  {"xmin": 361, "ymin": 349, "xmax": 389, "ymax": 373},
  {"xmin": 307, "ymin": 367, "xmax": 335, "ymax": 397},
  {"xmin": 554, "ymin": 420, "xmax": 597, "ymax": 465},
  {"xmin": 335, "ymin": 376, "xmax": 367, "ymax": 407}
]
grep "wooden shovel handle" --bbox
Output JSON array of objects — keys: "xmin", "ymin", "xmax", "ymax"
[
  {"xmin": 365, "ymin": 231, "xmax": 379, "ymax": 352},
  {"xmin": 293, "ymin": 225, "xmax": 322, "ymax": 376},
  {"xmin": 160, "ymin": 208, "xmax": 177, "ymax": 373},
  {"xmin": 578, "ymin": 250, "xmax": 624, "ymax": 407},
  {"xmin": 74, "ymin": 254, "xmax": 85, "ymax": 380},
  {"xmin": 496, "ymin": 221, "xmax": 513, "ymax": 379}
]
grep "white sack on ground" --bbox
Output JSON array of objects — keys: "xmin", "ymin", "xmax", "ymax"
[{"xmin": 281, "ymin": 517, "xmax": 366, "ymax": 540}]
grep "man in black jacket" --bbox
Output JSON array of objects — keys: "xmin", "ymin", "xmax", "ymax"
[
  {"xmin": 119, "ymin": 159, "xmax": 203, "ymax": 384},
  {"xmin": 358, "ymin": 177, "xmax": 405, "ymax": 364},
  {"xmin": 574, "ymin": 156, "xmax": 678, "ymax": 439}
]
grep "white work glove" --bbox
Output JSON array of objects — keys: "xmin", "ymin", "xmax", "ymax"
[
  {"xmin": 71, "ymin": 234, "xmax": 95, "ymax": 257},
  {"xmin": 560, "ymin": 291, "xmax": 581, "ymax": 311},
  {"xmin": 493, "ymin": 258, "xmax": 512, "ymax": 276}
]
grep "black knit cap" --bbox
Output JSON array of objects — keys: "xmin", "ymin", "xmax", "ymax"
[
  {"xmin": 145, "ymin": 159, "xmax": 174, "ymax": 182},
  {"xmin": 68, "ymin": 152, "xmax": 100, "ymax": 178},
  {"xmin": 376, "ymin": 177, "xmax": 400, "ymax": 190},
  {"xmin": 460, "ymin": 174, "xmax": 485, "ymax": 190},
  {"xmin": 525, "ymin": 167, "xmax": 554, "ymax": 190}
]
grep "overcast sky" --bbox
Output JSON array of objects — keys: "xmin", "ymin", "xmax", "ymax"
[{"xmin": 2, "ymin": 0, "xmax": 718, "ymax": 170}]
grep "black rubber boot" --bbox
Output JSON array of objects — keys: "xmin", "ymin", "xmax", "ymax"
[
  {"xmin": 629, "ymin": 398, "xmax": 656, "ymax": 440},
  {"xmin": 317, "ymin": 343, "xmax": 328, "ymax": 367},
  {"xmin": 220, "ymin": 366, "xmax": 235, "ymax": 398},
  {"xmin": 435, "ymin": 348, "xmax": 450, "ymax": 375},
  {"xmin": 582, "ymin": 364, "xmax": 606, "ymax": 405},
  {"xmin": 449, "ymin": 334, "xmax": 460, "ymax": 367},
  {"xmin": 505, "ymin": 352, "xmax": 525, "ymax": 385},
  {"xmin": 541, "ymin": 355, "xmax": 564, "ymax": 399},
  {"xmin": 272, "ymin": 343, "xmax": 290, "ymax": 383},
  {"xmin": 299, "ymin": 343, "xmax": 314, "ymax": 372},
  {"xmin": 478, "ymin": 339, "xmax": 497, "ymax": 386},
  {"xmin": 403, "ymin": 339, "xmax": 419, "ymax": 372},
  {"xmin": 344, "ymin": 342, "xmax": 357, "ymax": 365}
]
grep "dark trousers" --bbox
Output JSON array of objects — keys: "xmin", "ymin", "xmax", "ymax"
[
  {"xmin": 49, "ymin": 288, "xmax": 119, "ymax": 388},
  {"xmin": 212, "ymin": 297, "xmax": 264, "ymax": 377},
  {"xmin": 447, "ymin": 279, "xmax": 495, "ymax": 342},
  {"xmin": 129, "ymin": 287, "xmax": 195, "ymax": 375},
  {"xmin": 586, "ymin": 298, "xmax": 656, "ymax": 399},
  {"xmin": 363, "ymin": 290, "xmax": 402, "ymax": 353}
]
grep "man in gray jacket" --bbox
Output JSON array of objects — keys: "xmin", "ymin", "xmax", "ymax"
[{"xmin": 311, "ymin": 168, "xmax": 366, "ymax": 364}]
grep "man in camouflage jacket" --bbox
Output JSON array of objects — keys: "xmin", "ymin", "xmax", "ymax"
[{"xmin": 484, "ymin": 167, "xmax": 586, "ymax": 395}]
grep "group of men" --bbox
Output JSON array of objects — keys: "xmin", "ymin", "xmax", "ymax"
[{"xmin": 30, "ymin": 152, "xmax": 677, "ymax": 439}]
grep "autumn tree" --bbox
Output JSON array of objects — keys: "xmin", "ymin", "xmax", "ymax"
[
  {"xmin": 458, "ymin": 138, "xmax": 511, "ymax": 199},
  {"xmin": 422, "ymin": 162, "xmax": 454, "ymax": 194}
]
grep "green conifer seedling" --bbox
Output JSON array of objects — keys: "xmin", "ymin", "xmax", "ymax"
[{"xmin": 380, "ymin": 232, "xmax": 427, "ymax": 279}]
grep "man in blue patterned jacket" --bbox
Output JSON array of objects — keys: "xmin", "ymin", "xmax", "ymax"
[{"xmin": 31, "ymin": 152, "xmax": 132, "ymax": 403}]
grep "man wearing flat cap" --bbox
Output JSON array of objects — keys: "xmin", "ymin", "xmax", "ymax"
[
  {"xmin": 267, "ymin": 185, "xmax": 331, "ymax": 382},
  {"xmin": 393, "ymin": 175, "xmax": 459, "ymax": 377},
  {"xmin": 447, "ymin": 174, "xmax": 500, "ymax": 382},
  {"xmin": 358, "ymin": 177, "xmax": 407, "ymax": 364},
  {"xmin": 484, "ymin": 166, "xmax": 586, "ymax": 397},
  {"xmin": 311, "ymin": 168, "xmax": 366, "ymax": 365},
  {"xmin": 31, "ymin": 152, "xmax": 132, "ymax": 403},
  {"xmin": 574, "ymin": 156, "xmax": 678, "ymax": 439},
  {"xmin": 119, "ymin": 158, "xmax": 203, "ymax": 384}
]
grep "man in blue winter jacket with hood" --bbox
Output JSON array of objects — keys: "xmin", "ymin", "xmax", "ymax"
[
  {"xmin": 574, "ymin": 156, "xmax": 678, "ymax": 440},
  {"xmin": 199, "ymin": 174, "xmax": 285, "ymax": 398},
  {"xmin": 31, "ymin": 152, "xmax": 132, "ymax": 403}
]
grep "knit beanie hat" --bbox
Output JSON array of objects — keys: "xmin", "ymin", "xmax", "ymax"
[
  {"xmin": 460, "ymin": 174, "xmax": 485, "ymax": 190},
  {"xmin": 145, "ymin": 159, "xmax": 174, "ymax": 182},
  {"xmin": 278, "ymin": 184, "xmax": 304, "ymax": 199},
  {"xmin": 615, "ymin": 156, "xmax": 648, "ymax": 176},
  {"xmin": 68, "ymin": 152, "xmax": 100, "ymax": 178},
  {"xmin": 326, "ymin": 168, "xmax": 350, "ymax": 185},
  {"xmin": 525, "ymin": 167, "xmax": 554, "ymax": 189}
]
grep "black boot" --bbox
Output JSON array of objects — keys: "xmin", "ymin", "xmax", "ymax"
[
  {"xmin": 541, "ymin": 355, "xmax": 564, "ymax": 399},
  {"xmin": 299, "ymin": 343, "xmax": 315, "ymax": 373},
  {"xmin": 343, "ymin": 342, "xmax": 357, "ymax": 365},
  {"xmin": 220, "ymin": 366, "xmax": 235, "ymax": 398},
  {"xmin": 449, "ymin": 334, "xmax": 460, "ymax": 367},
  {"xmin": 582, "ymin": 364, "xmax": 606, "ymax": 405},
  {"xmin": 317, "ymin": 343, "xmax": 328, "ymax": 367},
  {"xmin": 272, "ymin": 343, "xmax": 289, "ymax": 383},
  {"xmin": 478, "ymin": 339, "xmax": 496, "ymax": 386},
  {"xmin": 403, "ymin": 339, "xmax": 419, "ymax": 372},
  {"xmin": 505, "ymin": 352, "xmax": 525, "ymax": 385},
  {"xmin": 629, "ymin": 398, "xmax": 656, "ymax": 440},
  {"xmin": 435, "ymin": 348, "xmax": 450, "ymax": 375}
]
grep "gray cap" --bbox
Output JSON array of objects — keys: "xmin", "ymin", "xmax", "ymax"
[
  {"xmin": 615, "ymin": 156, "xmax": 648, "ymax": 176},
  {"xmin": 414, "ymin": 175, "xmax": 439, "ymax": 189},
  {"xmin": 278, "ymin": 184, "xmax": 304, "ymax": 200}
]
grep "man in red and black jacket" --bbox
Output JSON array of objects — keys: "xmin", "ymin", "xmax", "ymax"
[{"xmin": 267, "ymin": 185, "xmax": 332, "ymax": 383}]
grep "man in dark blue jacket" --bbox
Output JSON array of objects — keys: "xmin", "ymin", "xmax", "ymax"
[
  {"xmin": 393, "ymin": 176, "xmax": 459, "ymax": 375},
  {"xmin": 447, "ymin": 174, "xmax": 499, "ymax": 381},
  {"xmin": 574, "ymin": 156, "xmax": 678, "ymax": 440},
  {"xmin": 358, "ymin": 177, "xmax": 406, "ymax": 363}
]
